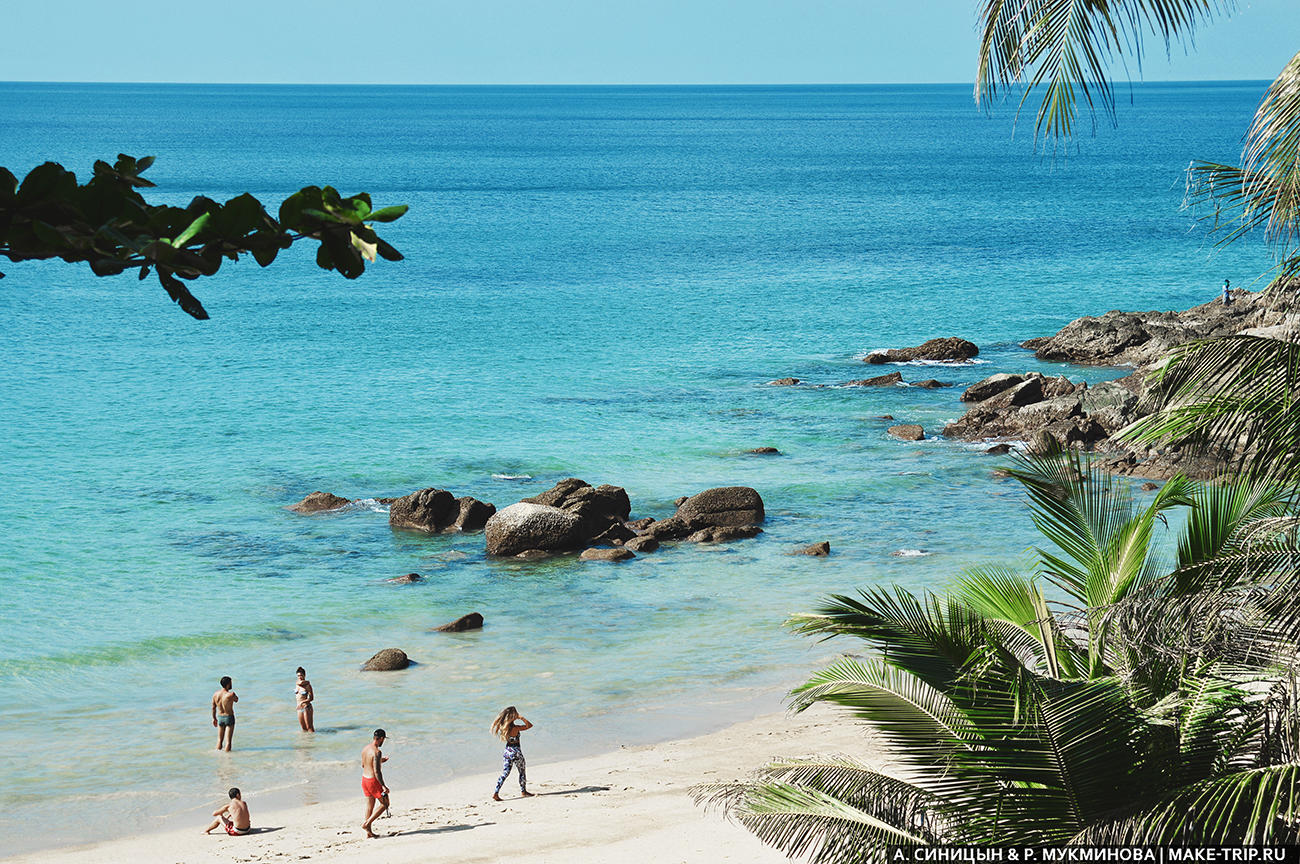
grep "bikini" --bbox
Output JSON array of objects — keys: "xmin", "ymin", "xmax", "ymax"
[{"xmin": 295, "ymin": 684, "xmax": 310, "ymax": 712}]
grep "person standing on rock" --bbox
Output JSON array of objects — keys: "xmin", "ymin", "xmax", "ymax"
[
  {"xmin": 360, "ymin": 729, "xmax": 390, "ymax": 838},
  {"xmin": 211, "ymin": 676, "xmax": 238, "ymax": 751},
  {"xmin": 294, "ymin": 666, "xmax": 314, "ymax": 732},
  {"xmin": 490, "ymin": 706, "xmax": 534, "ymax": 801},
  {"xmin": 1223, "ymin": 278, "xmax": 1232, "ymax": 305}
]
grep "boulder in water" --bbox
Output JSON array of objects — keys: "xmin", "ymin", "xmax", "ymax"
[
  {"xmin": 675, "ymin": 487, "xmax": 765, "ymax": 529},
  {"xmin": 866, "ymin": 337, "xmax": 979, "ymax": 364},
  {"xmin": 888, "ymin": 424, "xmax": 925, "ymax": 441},
  {"xmin": 795, "ymin": 541, "xmax": 831, "ymax": 556},
  {"xmin": 362, "ymin": 648, "xmax": 410, "ymax": 671},
  {"xmin": 484, "ymin": 502, "xmax": 586, "ymax": 557},
  {"xmin": 434, "ymin": 612, "xmax": 484, "ymax": 632},
  {"xmin": 580, "ymin": 547, "xmax": 635, "ymax": 562},
  {"xmin": 289, "ymin": 491, "xmax": 350, "ymax": 513}
]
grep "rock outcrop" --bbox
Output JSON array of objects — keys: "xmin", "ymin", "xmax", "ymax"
[
  {"xmin": 389, "ymin": 488, "xmax": 496, "ymax": 533},
  {"xmin": 795, "ymin": 541, "xmax": 831, "ymax": 556},
  {"xmin": 362, "ymin": 648, "xmax": 410, "ymax": 671},
  {"xmin": 768, "ymin": 377, "xmax": 800, "ymax": 386},
  {"xmin": 289, "ymin": 491, "xmax": 350, "ymax": 513},
  {"xmin": 434, "ymin": 612, "xmax": 484, "ymax": 632},
  {"xmin": 913, "ymin": 379, "xmax": 952, "ymax": 389},
  {"xmin": 1022, "ymin": 290, "xmax": 1292, "ymax": 367},
  {"xmin": 865, "ymin": 337, "xmax": 979, "ymax": 365},
  {"xmin": 748, "ymin": 446, "xmax": 780, "ymax": 455},
  {"xmin": 688, "ymin": 525, "xmax": 763, "ymax": 543},
  {"xmin": 623, "ymin": 535, "xmax": 660, "ymax": 553},
  {"xmin": 387, "ymin": 573, "xmax": 424, "ymax": 584}
]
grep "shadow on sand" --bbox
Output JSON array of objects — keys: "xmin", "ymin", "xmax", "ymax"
[
  {"xmin": 537, "ymin": 785, "xmax": 610, "ymax": 796},
  {"xmin": 393, "ymin": 822, "xmax": 492, "ymax": 837}
]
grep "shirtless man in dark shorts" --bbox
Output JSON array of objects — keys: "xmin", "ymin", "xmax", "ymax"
[
  {"xmin": 360, "ymin": 729, "xmax": 390, "ymax": 838},
  {"xmin": 211, "ymin": 676, "xmax": 239, "ymax": 751},
  {"xmin": 203, "ymin": 787, "xmax": 251, "ymax": 835}
]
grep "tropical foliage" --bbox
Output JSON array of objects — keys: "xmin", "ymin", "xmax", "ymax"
[
  {"xmin": 0, "ymin": 154, "xmax": 407, "ymax": 319},
  {"xmin": 696, "ymin": 452, "xmax": 1300, "ymax": 859}
]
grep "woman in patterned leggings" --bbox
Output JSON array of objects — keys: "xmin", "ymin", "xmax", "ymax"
[{"xmin": 490, "ymin": 706, "xmax": 535, "ymax": 801}]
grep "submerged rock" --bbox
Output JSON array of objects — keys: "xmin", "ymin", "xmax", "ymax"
[
  {"xmin": 747, "ymin": 446, "xmax": 781, "ymax": 455},
  {"xmin": 767, "ymin": 377, "xmax": 800, "ymax": 386},
  {"xmin": 387, "ymin": 573, "xmax": 424, "ymax": 584},
  {"xmin": 362, "ymin": 648, "xmax": 410, "ymax": 671},
  {"xmin": 289, "ymin": 491, "xmax": 351, "ymax": 513},
  {"xmin": 687, "ymin": 525, "xmax": 763, "ymax": 543},
  {"xmin": 865, "ymin": 337, "xmax": 979, "ymax": 364},
  {"xmin": 913, "ymin": 379, "xmax": 952, "ymax": 389},
  {"xmin": 795, "ymin": 541, "xmax": 831, "ymax": 556},
  {"xmin": 624, "ymin": 535, "xmax": 660, "ymax": 553},
  {"xmin": 434, "ymin": 612, "xmax": 484, "ymax": 632},
  {"xmin": 841, "ymin": 372, "xmax": 903, "ymax": 387},
  {"xmin": 580, "ymin": 547, "xmax": 635, "ymax": 562}
]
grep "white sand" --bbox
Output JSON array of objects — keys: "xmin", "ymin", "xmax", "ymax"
[{"xmin": 10, "ymin": 704, "xmax": 876, "ymax": 864}]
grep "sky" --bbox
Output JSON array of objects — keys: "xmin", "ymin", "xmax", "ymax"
[{"xmin": 1, "ymin": 0, "xmax": 1295, "ymax": 85}]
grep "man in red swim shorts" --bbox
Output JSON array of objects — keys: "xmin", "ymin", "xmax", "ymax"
[
  {"xmin": 360, "ymin": 729, "xmax": 390, "ymax": 838},
  {"xmin": 203, "ymin": 787, "xmax": 251, "ymax": 836}
]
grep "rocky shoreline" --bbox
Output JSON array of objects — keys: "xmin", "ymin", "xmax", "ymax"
[{"xmin": 936, "ymin": 287, "xmax": 1295, "ymax": 479}]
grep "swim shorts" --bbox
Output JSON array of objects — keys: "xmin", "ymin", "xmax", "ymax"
[
  {"xmin": 217, "ymin": 715, "xmax": 234, "ymax": 727},
  {"xmin": 362, "ymin": 776, "xmax": 384, "ymax": 799},
  {"xmin": 222, "ymin": 817, "xmax": 249, "ymax": 836}
]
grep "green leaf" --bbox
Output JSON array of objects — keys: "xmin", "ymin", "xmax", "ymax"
[
  {"xmin": 171, "ymin": 211, "xmax": 211, "ymax": 248},
  {"xmin": 365, "ymin": 204, "xmax": 408, "ymax": 223}
]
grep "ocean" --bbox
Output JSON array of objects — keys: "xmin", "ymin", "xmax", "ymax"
[{"xmin": 0, "ymin": 82, "xmax": 1273, "ymax": 853}]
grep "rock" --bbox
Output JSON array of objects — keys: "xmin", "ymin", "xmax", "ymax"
[
  {"xmin": 992, "ymin": 468, "xmax": 1014, "ymax": 480},
  {"xmin": 747, "ymin": 447, "xmax": 781, "ymax": 455},
  {"xmin": 865, "ymin": 337, "xmax": 979, "ymax": 365},
  {"xmin": 675, "ymin": 487, "xmax": 765, "ymax": 529},
  {"xmin": 877, "ymin": 415, "xmax": 895, "ymax": 421},
  {"xmin": 913, "ymin": 379, "xmax": 952, "ymax": 389},
  {"xmin": 375, "ymin": 497, "xmax": 397, "ymax": 505},
  {"xmin": 888, "ymin": 424, "xmax": 925, "ymax": 441},
  {"xmin": 1141, "ymin": 482, "xmax": 1159, "ymax": 491},
  {"xmin": 962, "ymin": 374, "xmax": 1025, "ymax": 403},
  {"xmin": 795, "ymin": 541, "xmax": 831, "ymax": 556},
  {"xmin": 624, "ymin": 535, "xmax": 660, "ymax": 553},
  {"xmin": 452, "ymin": 497, "xmax": 496, "ymax": 532},
  {"xmin": 644, "ymin": 516, "xmax": 692, "ymax": 540},
  {"xmin": 688, "ymin": 525, "xmax": 763, "ymax": 543},
  {"xmin": 591, "ymin": 521, "xmax": 637, "ymax": 545},
  {"xmin": 390, "ymin": 488, "xmax": 495, "ymax": 533},
  {"xmin": 1041, "ymin": 376, "xmax": 1078, "ymax": 399},
  {"xmin": 434, "ymin": 612, "xmax": 484, "ymax": 632},
  {"xmin": 625, "ymin": 517, "xmax": 655, "ymax": 531},
  {"xmin": 514, "ymin": 549, "xmax": 550, "ymax": 560},
  {"xmin": 1025, "ymin": 290, "xmax": 1292, "ymax": 367},
  {"xmin": 768, "ymin": 377, "xmax": 800, "ymax": 386},
  {"xmin": 984, "ymin": 443, "xmax": 1013, "ymax": 455},
  {"xmin": 289, "ymin": 491, "xmax": 351, "ymax": 513},
  {"xmin": 1006, "ymin": 377, "xmax": 1045, "ymax": 407},
  {"xmin": 362, "ymin": 648, "xmax": 409, "ymax": 671},
  {"xmin": 1028, "ymin": 430, "xmax": 1060, "ymax": 456},
  {"xmin": 580, "ymin": 547, "xmax": 635, "ymax": 562},
  {"xmin": 484, "ymin": 502, "xmax": 587, "ymax": 557},
  {"xmin": 842, "ymin": 372, "xmax": 903, "ymax": 387},
  {"xmin": 673, "ymin": 496, "xmax": 689, "ymax": 508},
  {"xmin": 387, "ymin": 573, "xmax": 424, "ymax": 584}
]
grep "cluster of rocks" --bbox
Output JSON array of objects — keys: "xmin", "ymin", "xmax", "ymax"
[
  {"xmin": 865, "ymin": 337, "xmax": 979, "ymax": 365},
  {"xmin": 766, "ymin": 372, "xmax": 952, "ymax": 389},
  {"xmin": 942, "ymin": 288, "xmax": 1298, "ymax": 478},
  {"xmin": 483, "ymin": 479, "xmax": 766, "ymax": 561},
  {"xmin": 389, "ymin": 488, "xmax": 496, "ymax": 533}
]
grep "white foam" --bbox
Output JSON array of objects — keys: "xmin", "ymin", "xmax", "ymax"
[
  {"xmin": 351, "ymin": 498, "xmax": 390, "ymax": 513},
  {"xmin": 891, "ymin": 548, "xmax": 930, "ymax": 558},
  {"xmin": 492, "ymin": 473, "xmax": 533, "ymax": 481},
  {"xmin": 854, "ymin": 351, "xmax": 990, "ymax": 367}
]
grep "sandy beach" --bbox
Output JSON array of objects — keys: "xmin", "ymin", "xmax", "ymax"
[{"xmin": 10, "ymin": 703, "xmax": 875, "ymax": 864}]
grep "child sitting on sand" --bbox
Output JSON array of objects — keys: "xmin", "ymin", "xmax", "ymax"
[{"xmin": 203, "ymin": 787, "xmax": 251, "ymax": 836}]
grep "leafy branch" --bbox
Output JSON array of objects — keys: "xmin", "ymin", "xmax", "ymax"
[{"xmin": 0, "ymin": 154, "xmax": 408, "ymax": 319}]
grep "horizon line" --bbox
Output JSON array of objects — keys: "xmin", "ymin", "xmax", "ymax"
[{"xmin": 0, "ymin": 78, "xmax": 1275, "ymax": 88}]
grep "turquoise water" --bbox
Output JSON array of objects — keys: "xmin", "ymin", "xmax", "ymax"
[{"xmin": 0, "ymin": 82, "xmax": 1273, "ymax": 853}]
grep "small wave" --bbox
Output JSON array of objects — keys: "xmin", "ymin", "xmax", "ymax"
[
  {"xmin": 853, "ymin": 351, "xmax": 990, "ymax": 367},
  {"xmin": 891, "ymin": 549, "xmax": 931, "ymax": 558},
  {"xmin": 492, "ymin": 473, "xmax": 533, "ymax": 481},
  {"xmin": 350, "ymin": 498, "xmax": 390, "ymax": 513}
]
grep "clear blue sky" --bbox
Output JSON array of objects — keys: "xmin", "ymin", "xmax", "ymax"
[{"xmin": 2, "ymin": 0, "xmax": 1294, "ymax": 84}]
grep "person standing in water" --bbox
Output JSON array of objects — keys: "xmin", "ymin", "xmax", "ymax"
[
  {"xmin": 360, "ymin": 729, "xmax": 390, "ymax": 838},
  {"xmin": 203, "ymin": 787, "xmax": 251, "ymax": 835},
  {"xmin": 294, "ymin": 667, "xmax": 314, "ymax": 732},
  {"xmin": 1223, "ymin": 278, "xmax": 1233, "ymax": 305},
  {"xmin": 211, "ymin": 676, "xmax": 238, "ymax": 751},
  {"xmin": 490, "ymin": 706, "xmax": 534, "ymax": 801}
]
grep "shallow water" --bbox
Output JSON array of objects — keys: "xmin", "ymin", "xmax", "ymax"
[{"xmin": 0, "ymin": 82, "xmax": 1273, "ymax": 853}]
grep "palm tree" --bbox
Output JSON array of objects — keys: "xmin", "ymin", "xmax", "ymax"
[{"xmin": 695, "ymin": 454, "xmax": 1300, "ymax": 860}]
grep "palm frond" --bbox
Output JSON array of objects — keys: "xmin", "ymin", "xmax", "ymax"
[
  {"xmin": 976, "ymin": 0, "xmax": 1229, "ymax": 143},
  {"xmin": 1123, "ymin": 334, "xmax": 1300, "ymax": 482}
]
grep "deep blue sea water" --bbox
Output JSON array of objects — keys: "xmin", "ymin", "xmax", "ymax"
[{"xmin": 0, "ymin": 82, "xmax": 1275, "ymax": 853}]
